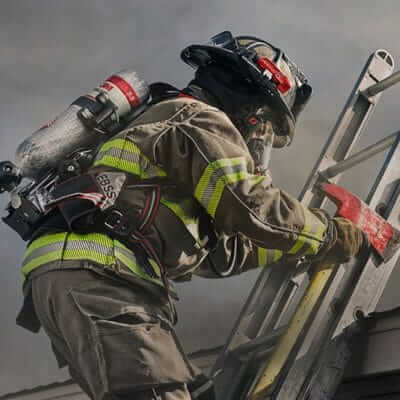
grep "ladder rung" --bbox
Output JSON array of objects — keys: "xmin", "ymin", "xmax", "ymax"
[{"xmin": 230, "ymin": 326, "xmax": 287, "ymax": 361}]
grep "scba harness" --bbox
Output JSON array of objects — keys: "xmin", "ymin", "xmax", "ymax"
[
  {"xmin": 22, "ymin": 84, "xmax": 208, "ymax": 318},
  {"xmin": 50, "ymin": 170, "xmax": 163, "ymax": 265},
  {"xmin": 63, "ymin": 165, "xmax": 199, "ymax": 328},
  {"xmin": 0, "ymin": 81, "xmax": 179, "ymax": 241},
  {"xmin": 1, "ymin": 69, "xmax": 151, "ymax": 240}
]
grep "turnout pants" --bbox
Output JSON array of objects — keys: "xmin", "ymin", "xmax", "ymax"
[{"xmin": 30, "ymin": 268, "xmax": 201, "ymax": 400}]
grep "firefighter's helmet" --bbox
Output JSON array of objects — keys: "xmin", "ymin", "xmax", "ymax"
[{"xmin": 181, "ymin": 31, "xmax": 312, "ymax": 148}]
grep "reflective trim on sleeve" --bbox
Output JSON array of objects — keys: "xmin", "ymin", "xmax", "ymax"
[
  {"xmin": 94, "ymin": 138, "xmax": 166, "ymax": 178},
  {"xmin": 257, "ymin": 247, "xmax": 283, "ymax": 268},
  {"xmin": 194, "ymin": 157, "xmax": 249, "ymax": 218},
  {"xmin": 288, "ymin": 209, "xmax": 326, "ymax": 256}
]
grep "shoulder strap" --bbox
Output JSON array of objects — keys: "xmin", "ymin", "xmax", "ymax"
[{"xmin": 149, "ymin": 82, "xmax": 181, "ymax": 105}]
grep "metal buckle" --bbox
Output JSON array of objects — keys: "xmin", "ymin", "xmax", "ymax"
[
  {"xmin": 104, "ymin": 209, "xmax": 124, "ymax": 230},
  {"xmin": 77, "ymin": 92, "xmax": 118, "ymax": 136}
]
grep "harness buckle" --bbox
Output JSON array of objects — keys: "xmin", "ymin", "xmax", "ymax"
[{"xmin": 104, "ymin": 209, "xmax": 131, "ymax": 235}]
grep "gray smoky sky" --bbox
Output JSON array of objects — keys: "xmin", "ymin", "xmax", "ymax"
[{"xmin": 1, "ymin": 0, "xmax": 400, "ymax": 394}]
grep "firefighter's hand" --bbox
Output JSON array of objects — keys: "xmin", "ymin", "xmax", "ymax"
[{"xmin": 318, "ymin": 217, "xmax": 368, "ymax": 265}]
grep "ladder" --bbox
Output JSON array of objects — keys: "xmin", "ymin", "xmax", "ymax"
[{"xmin": 212, "ymin": 49, "xmax": 400, "ymax": 400}]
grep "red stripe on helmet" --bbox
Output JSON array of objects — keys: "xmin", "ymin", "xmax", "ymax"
[
  {"xmin": 106, "ymin": 75, "xmax": 139, "ymax": 107},
  {"xmin": 257, "ymin": 57, "xmax": 291, "ymax": 94}
]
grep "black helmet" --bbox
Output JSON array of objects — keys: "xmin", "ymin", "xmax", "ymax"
[{"xmin": 181, "ymin": 31, "xmax": 312, "ymax": 147}]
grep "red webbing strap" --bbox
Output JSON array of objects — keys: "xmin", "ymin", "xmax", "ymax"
[{"xmin": 129, "ymin": 185, "xmax": 178, "ymax": 323}]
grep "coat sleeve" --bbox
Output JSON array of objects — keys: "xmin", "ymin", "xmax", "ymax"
[
  {"xmin": 193, "ymin": 233, "xmax": 299, "ymax": 279},
  {"xmin": 150, "ymin": 102, "xmax": 329, "ymax": 258}
]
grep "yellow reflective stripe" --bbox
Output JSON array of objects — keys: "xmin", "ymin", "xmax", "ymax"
[
  {"xmin": 257, "ymin": 248, "xmax": 284, "ymax": 268},
  {"xmin": 23, "ymin": 251, "xmax": 67, "ymax": 276},
  {"xmin": 114, "ymin": 239, "xmax": 135, "ymax": 253},
  {"xmin": 24, "ymin": 233, "xmax": 115, "ymax": 261},
  {"xmin": 23, "ymin": 233, "xmax": 118, "ymax": 276},
  {"xmin": 22, "ymin": 249, "xmax": 115, "ymax": 278},
  {"xmin": 94, "ymin": 138, "xmax": 166, "ymax": 178},
  {"xmin": 208, "ymin": 171, "xmax": 248, "ymax": 217},
  {"xmin": 94, "ymin": 154, "xmax": 141, "ymax": 175},
  {"xmin": 288, "ymin": 209, "xmax": 326, "ymax": 256},
  {"xmin": 114, "ymin": 251, "xmax": 176, "ymax": 294},
  {"xmin": 305, "ymin": 223, "xmax": 327, "ymax": 255},
  {"xmin": 160, "ymin": 197, "xmax": 203, "ymax": 244},
  {"xmin": 195, "ymin": 157, "xmax": 249, "ymax": 218},
  {"xmin": 115, "ymin": 252, "xmax": 164, "ymax": 287},
  {"xmin": 98, "ymin": 138, "xmax": 148, "ymax": 161},
  {"xmin": 273, "ymin": 249, "xmax": 283, "ymax": 262},
  {"xmin": 160, "ymin": 198, "xmax": 197, "ymax": 226},
  {"xmin": 24, "ymin": 233, "xmax": 115, "ymax": 262},
  {"xmin": 195, "ymin": 157, "xmax": 245, "ymax": 200},
  {"xmin": 24, "ymin": 232, "xmax": 69, "ymax": 258},
  {"xmin": 258, "ymin": 247, "xmax": 267, "ymax": 268},
  {"xmin": 288, "ymin": 224, "xmax": 313, "ymax": 255},
  {"xmin": 194, "ymin": 158, "xmax": 270, "ymax": 219},
  {"xmin": 195, "ymin": 158, "xmax": 246, "ymax": 206},
  {"xmin": 98, "ymin": 138, "xmax": 126, "ymax": 152},
  {"xmin": 22, "ymin": 232, "xmax": 165, "ymax": 288},
  {"xmin": 304, "ymin": 210, "xmax": 326, "ymax": 255},
  {"xmin": 148, "ymin": 258, "xmax": 162, "ymax": 278}
]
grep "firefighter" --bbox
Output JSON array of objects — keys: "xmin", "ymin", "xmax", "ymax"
[{"xmin": 17, "ymin": 32, "xmax": 365, "ymax": 400}]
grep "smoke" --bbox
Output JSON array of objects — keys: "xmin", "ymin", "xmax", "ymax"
[{"xmin": 1, "ymin": 0, "xmax": 400, "ymax": 394}]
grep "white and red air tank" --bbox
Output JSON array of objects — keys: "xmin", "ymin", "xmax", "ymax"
[{"xmin": 15, "ymin": 69, "xmax": 150, "ymax": 180}]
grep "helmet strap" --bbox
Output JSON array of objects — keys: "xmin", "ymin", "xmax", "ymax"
[{"xmin": 182, "ymin": 83, "xmax": 221, "ymax": 109}]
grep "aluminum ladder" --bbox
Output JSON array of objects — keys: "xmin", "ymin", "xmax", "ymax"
[{"xmin": 212, "ymin": 49, "xmax": 400, "ymax": 400}]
